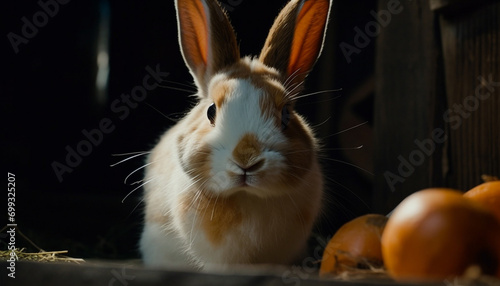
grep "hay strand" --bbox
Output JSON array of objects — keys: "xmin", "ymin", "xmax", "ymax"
[{"xmin": 1, "ymin": 225, "xmax": 84, "ymax": 263}]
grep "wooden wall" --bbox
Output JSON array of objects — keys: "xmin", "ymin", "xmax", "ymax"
[{"xmin": 373, "ymin": 0, "xmax": 500, "ymax": 213}]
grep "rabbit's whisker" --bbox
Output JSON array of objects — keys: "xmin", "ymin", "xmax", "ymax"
[
  {"xmin": 321, "ymin": 145, "xmax": 364, "ymax": 151},
  {"xmin": 144, "ymin": 102, "xmax": 184, "ymax": 123},
  {"xmin": 124, "ymin": 162, "xmax": 154, "ymax": 184},
  {"xmin": 284, "ymin": 82, "xmax": 302, "ymax": 99},
  {"xmin": 127, "ymin": 198, "xmax": 145, "ymax": 218},
  {"xmin": 122, "ymin": 178, "xmax": 155, "ymax": 203},
  {"xmin": 309, "ymin": 116, "xmax": 331, "ymax": 130},
  {"xmin": 157, "ymin": 83, "xmax": 197, "ymax": 94},
  {"xmin": 210, "ymin": 194, "xmax": 220, "ymax": 221},
  {"xmin": 323, "ymin": 121, "xmax": 369, "ymax": 139},
  {"xmin": 110, "ymin": 151, "xmax": 150, "ymax": 167},
  {"xmin": 189, "ymin": 188, "xmax": 205, "ymax": 246},
  {"xmin": 161, "ymin": 79, "xmax": 197, "ymax": 90},
  {"xmin": 130, "ymin": 179, "xmax": 145, "ymax": 185},
  {"xmin": 300, "ymin": 95, "xmax": 343, "ymax": 106},
  {"xmin": 176, "ymin": 175, "xmax": 206, "ymax": 216},
  {"xmin": 112, "ymin": 151, "xmax": 151, "ymax": 156},
  {"xmin": 322, "ymin": 157, "xmax": 374, "ymax": 176},
  {"xmin": 283, "ymin": 68, "xmax": 302, "ymax": 87},
  {"xmin": 293, "ymin": 89, "xmax": 342, "ymax": 101}
]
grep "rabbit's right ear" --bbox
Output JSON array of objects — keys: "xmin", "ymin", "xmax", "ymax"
[
  {"xmin": 259, "ymin": 0, "xmax": 331, "ymax": 89},
  {"xmin": 175, "ymin": 0, "xmax": 240, "ymax": 95}
]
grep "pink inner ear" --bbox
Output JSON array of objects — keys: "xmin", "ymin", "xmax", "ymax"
[
  {"xmin": 178, "ymin": 0, "xmax": 208, "ymax": 68},
  {"xmin": 288, "ymin": 0, "xmax": 329, "ymax": 76}
]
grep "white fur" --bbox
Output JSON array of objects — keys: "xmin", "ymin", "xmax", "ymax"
[{"xmin": 207, "ymin": 76, "xmax": 288, "ymax": 197}]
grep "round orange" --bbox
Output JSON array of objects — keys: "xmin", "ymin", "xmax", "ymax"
[
  {"xmin": 382, "ymin": 188, "xmax": 500, "ymax": 282},
  {"xmin": 320, "ymin": 214, "xmax": 387, "ymax": 276},
  {"xmin": 464, "ymin": 181, "xmax": 500, "ymax": 222}
]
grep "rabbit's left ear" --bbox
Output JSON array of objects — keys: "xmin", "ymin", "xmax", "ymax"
[
  {"xmin": 259, "ymin": 0, "xmax": 331, "ymax": 88},
  {"xmin": 175, "ymin": 0, "xmax": 240, "ymax": 94}
]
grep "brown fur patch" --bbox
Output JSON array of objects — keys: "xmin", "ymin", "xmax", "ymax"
[
  {"xmin": 211, "ymin": 80, "xmax": 233, "ymax": 108},
  {"xmin": 183, "ymin": 143, "xmax": 212, "ymax": 183},
  {"xmin": 182, "ymin": 191, "xmax": 243, "ymax": 246},
  {"xmin": 232, "ymin": 133, "xmax": 262, "ymax": 167},
  {"xmin": 297, "ymin": 204, "xmax": 315, "ymax": 227},
  {"xmin": 177, "ymin": 107, "xmax": 214, "ymax": 183},
  {"xmin": 282, "ymin": 114, "xmax": 316, "ymax": 185}
]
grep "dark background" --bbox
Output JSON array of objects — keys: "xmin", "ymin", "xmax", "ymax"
[{"xmin": 2, "ymin": 0, "xmax": 376, "ymax": 259}]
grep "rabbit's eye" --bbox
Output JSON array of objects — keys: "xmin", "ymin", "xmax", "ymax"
[
  {"xmin": 207, "ymin": 103, "xmax": 216, "ymax": 126},
  {"xmin": 281, "ymin": 105, "xmax": 291, "ymax": 130}
]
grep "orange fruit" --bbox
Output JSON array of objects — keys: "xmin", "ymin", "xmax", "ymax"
[
  {"xmin": 382, "ymin": 188, "xmax": 500, "ymax": 282},
  {"xmin": 464, "ymin": 181, "xmax": 500, "ymax": 222},
  {"xmin": 320, "ymin": 214, "xmax": 387, "ymax": 276}
]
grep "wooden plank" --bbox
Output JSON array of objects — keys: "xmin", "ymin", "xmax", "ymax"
[
  {"xmin": 438, "ymin": 1, "xmax": 500, "ymax": 190},
  {"xmin": 373, "ymin": 0, "xmax": 445, "ymax": 213},
  {"xmin": 0, "ymin": 261, "xmax": 447, "ymax": 286}
]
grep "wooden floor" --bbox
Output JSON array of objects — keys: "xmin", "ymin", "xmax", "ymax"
[{"xmin": 2, "ymin": 260, "xmax": 499, "ymax": 286}]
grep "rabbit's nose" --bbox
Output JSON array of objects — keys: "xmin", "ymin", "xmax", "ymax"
[
  {"xmin": 240, "ymin": 159, "xmax": 265, "ymax": 174},
  {"xmin": 233, "ymin": 133, "xmax": 262, "ymax": 166}
]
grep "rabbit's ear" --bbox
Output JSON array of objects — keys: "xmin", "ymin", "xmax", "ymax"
[
  {"xmin": 175, "ymin": 0, "xmax": 240, "ymax": 94},
  {"xmin": 259, "ymin": 0, "xmax": 331, "ymax": 88}
]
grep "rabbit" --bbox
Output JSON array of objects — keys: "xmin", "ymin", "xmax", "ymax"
[{"xmin": 140, "ymin": 0, "xmax": 331, "ymax": 271}]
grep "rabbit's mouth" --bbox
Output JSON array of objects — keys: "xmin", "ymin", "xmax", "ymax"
[
  {"xmin": 229, "ymin": 156, "xmax": 265, "ymax": 184},
  {"xmin": 223, "ymin": 156, "xmax": 282, "ymax": 195},
  {"xmin": 227, "ymin": 169, "xmax": 262, "ymax": 191},
  {"xmin": 223, "ymin": 172, "xmax": 291, "ymax": 199},
  {"xmin": 234, "ymin": 173, "xmax": 259, "ymax": 188}
]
